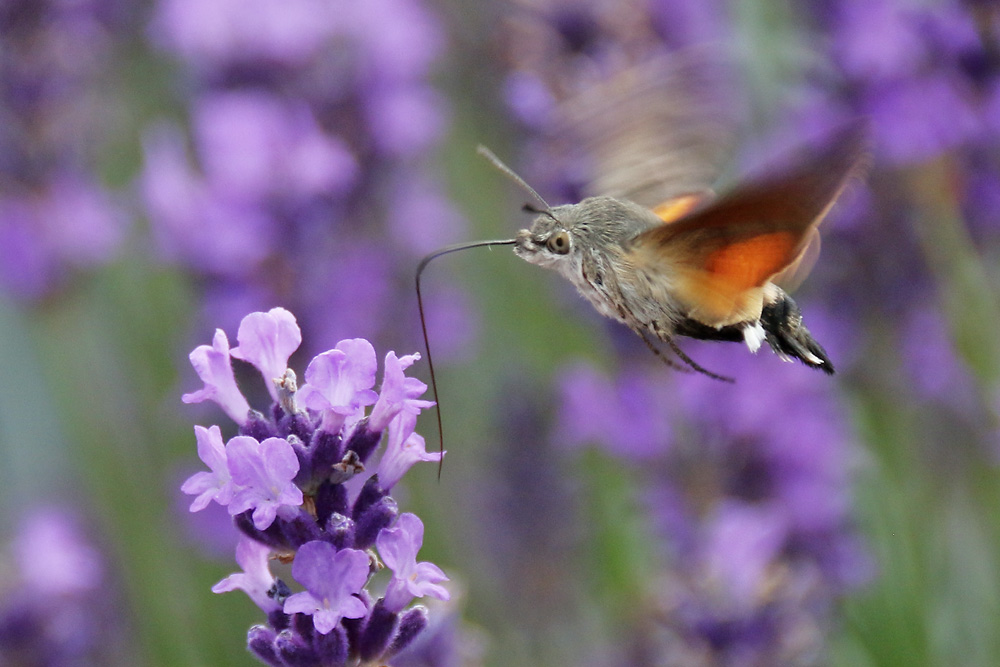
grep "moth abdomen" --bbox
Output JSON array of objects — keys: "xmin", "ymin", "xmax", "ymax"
[{"xmin": 759, "ymin": 290, "xmax": 834, "ymax": 374}]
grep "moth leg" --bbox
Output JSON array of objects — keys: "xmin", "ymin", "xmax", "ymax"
[
  {"xmin": 625, "ymin": 323, "xmax": 694, "ymax": 374},
  {"xmin": 649, "ymin": 321, "xmax": 735, "ymax": 383}
]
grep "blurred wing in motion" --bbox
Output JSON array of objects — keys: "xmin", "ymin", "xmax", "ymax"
[
  {"xmin": 630, "ymin": 123, "xmax": 868, "ymax": 326},
  {"xmin": 552, "ymin": 52, "xmax": 738, "ymax": 208}
]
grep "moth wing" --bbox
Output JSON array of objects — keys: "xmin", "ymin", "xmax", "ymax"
[
  {"xmin": 551, "ymin": 52, "xmax": 737, "ymax": 209},
  {"xmin": 773, "ymin": 227, "xmax": 821, "ymax": 292},
  {"xmin": 652, "ymin": 191, "xmax": 713, "ymax": 224},
  {"xmin": 630, "ymin": 123, "xmax": 867, "ymax": 327}
]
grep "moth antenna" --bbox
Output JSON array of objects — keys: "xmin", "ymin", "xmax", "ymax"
[
  {"xmin": 477, "ymin": 145, "xmax": 552, "ymax": 213},
  {"xmin": 415, "ymin": 238, "xmax": 518, "ymax": 478}
]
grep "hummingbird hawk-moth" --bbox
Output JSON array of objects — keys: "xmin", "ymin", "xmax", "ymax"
[{"xmin": 416, "ymin": 56, "xmax": 867, "ymax": 454}]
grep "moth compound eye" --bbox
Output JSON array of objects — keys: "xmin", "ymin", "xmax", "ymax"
[{"xmin": 547, "ymin": 230, "xmax": 570, "ymax": 255}]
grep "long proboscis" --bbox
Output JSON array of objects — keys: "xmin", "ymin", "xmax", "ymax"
[{"xmin": 416, "ymin": 238, "xmax": 518, "ymax": 477}]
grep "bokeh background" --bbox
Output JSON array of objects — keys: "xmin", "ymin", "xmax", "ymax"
[{"xmin": 2, "ymin": 0, "xmax": 1000, "ymax": 665}]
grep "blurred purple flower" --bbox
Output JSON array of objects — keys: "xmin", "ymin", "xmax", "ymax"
[
  {"xmin": 552, "ymin": 346, "xmax": 867, "ymax": 659},
  {"xmin": 141, "ymin": 124, "xmax": 275, "ymax": 276},
  {"xmin": 862, "ymin": 73, "xmax": 979, "ymax": 164},
  {"xmin": 0, "ymin": 0, "xmax": 127, "ymax": 299},
  {"xmin": 151, "ymin": 0, "xmax": 338, "ymax": 66},
  {"xmin": 900, "ymin": 302, "xmax": 977, "ymax": 407},
  {"xmin": 699, "ymin": 501, "xmax": 788, "ymax": 610},
  {"xmin": 143, "ymin": 0, "xmax": 471, "ymax": 363},
  {"xmin": 556, "ymin": 362, "xmax": 672, "ymax": 460},
  {"xmin": 13, "ymin": 510, "xmax": 104, "ymax": 598},
  {"xmin": 0, "ymin": 173, "xmax": 124, "ymax": 299},
  {"xmin": 831, "ymin": 0, "xmax": 928, "ymax": 80},
  {"xmin": 194, "ymin": 91, "xmax": 358, "ymax": 200},
  {"xmin": 0, "ymin": 509, "xmax": 123, "ymax": 664}
]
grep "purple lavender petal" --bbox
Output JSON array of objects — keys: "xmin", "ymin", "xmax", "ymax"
[
  {"xmin": 227, "ymin": 436, "xmax": 303, "ymax": 530},
  {"xmin": 212, "ymin": 536, "xmax": 280, "ymax": 612},
  {"xmin": 377, "ymin": 417, "xmax": 443, "ymax": 491},
  {"xmin": 182, "ymin": 329, "xmax": 252, "ymax": 426},
  {"xmin": 181, "ymin": 425, "xmax": 236, "ymax": 510},
  {"xmin": 368, "ymin": 351, "xmax": 434, "ymax": 433},
  {"xmin": 378, "ymin": 513, "xmax": 450, "ymax": 613},
  {"xmin": 283, "ymin": 542, "xmax": 370, "ymax": 634},
  {"xmin": 230, "ymin": 308, "xmax": 303, "ymax": 401},
  {"xmin": 297, "ymin": 339, "xmax": 379, "ymax": 429}
]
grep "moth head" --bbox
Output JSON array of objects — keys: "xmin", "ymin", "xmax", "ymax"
[{"xmin": 514, "ymin": 205, "xmax": 578, "ymax": 268}]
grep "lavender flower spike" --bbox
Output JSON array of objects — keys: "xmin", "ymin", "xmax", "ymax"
[
  {"xmin": 227, "ymin": 436, "xmax": 304, "ymax": 530},
  {"xmin": 182, "ymin": 329, "xmax": 251, "ymax": 425},
  {"xmin": 181, "ymin": 309, "xmax": 453, "ymax": 660},
  {"xmin": 181, "ymin": 425, "xmax": 235, "ymax": 511},
  {"xmin": 378, "ymin": 513, "xmax": 450, "ymax": 613},
  {"xmin": 283, "ymin": 542, "xmax": 370, "ymax": 634},
  {"xmin": 212, "ymin": 536, "xmax": 280, "ymax": 613},
  {"xmin": 231, "ymin": 308, "xmax": 303, "ymax": 401}
]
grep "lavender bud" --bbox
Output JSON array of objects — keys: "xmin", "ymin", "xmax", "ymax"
[
  {"xmin": 247, "ymin": 625, "xmax": 282, "ymax": 667},
  {"xmin": 387, "ymin": 606, "xmax": 429, "ymax": 658},
  {"xmin": 358, "ymin": 599, "xmax": 399, "ymax": 662},
  {"xmin": 312, "ymin": 625, "xmax": 348, "ymax": 666},
  {"xmin": 354, "ymin": 496, "xmax": 398, "ymax": 550},
  {"xmin": 241, "ymin": 410, "xmax": 275, "ymax": 440},
  {"xmin": 314, "ymin": 481, "xmax": 348, "ymax": 526},
  {"xmin": 274, "ymin": 629, "xmax": 318, "ymax": 667},
  {"xmin": 343, "ymin": 418, "xmax": 382, "ymax": 463}
]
